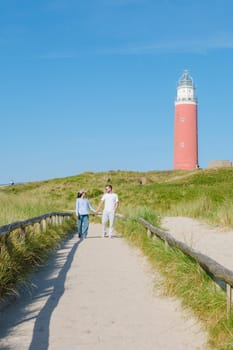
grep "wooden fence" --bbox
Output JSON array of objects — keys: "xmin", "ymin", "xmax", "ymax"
[
  {"xmin": 0, "ymin": 212, "xmax": 74, "ymax": 238},
  {"xmin": 138, "ymin": 217, "xmax": 233, "ymax": 318}
]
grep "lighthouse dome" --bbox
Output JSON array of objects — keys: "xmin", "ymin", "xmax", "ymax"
[{"xmin": 178, "ymin": 69, "xmax": 194, "ymax": 87}]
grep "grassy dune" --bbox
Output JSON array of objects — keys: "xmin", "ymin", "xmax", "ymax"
[
  {"xmin": 1, "ymin": 167, "xmax": 233, "ymax": 349},
  {"xmin": 1, "ymin": 167, "xmax": 233, "ymax": 227}
]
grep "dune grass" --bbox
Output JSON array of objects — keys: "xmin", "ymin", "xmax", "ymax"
[
  {"xmin": 1, "ymin": 168, "xmax": 233, "ymax": 348},
  {"xmin": 0, "ymin": 217, "xmax": 76, "ymax": 300},
  {"xmin": 0, "ymin": 191, "xmax": 57, "ymax": 226}
]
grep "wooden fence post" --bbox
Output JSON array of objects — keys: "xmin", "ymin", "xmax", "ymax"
[
  {"xmin": 41, "ymin": 219, "xmax": 47, "ymax": 232},
  {"xmin": 52, "ymin": 215, "xmax": 56, "ymax": 225},
  {"xmin": 227, "ymin": 284, "xmax": 232, "ymax": 319},
  {"xmin": 35, "ymin": 222, "xmax": 40, "ymax": 233}
]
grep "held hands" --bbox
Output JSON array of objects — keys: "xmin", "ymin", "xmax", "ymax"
[{"xmin": 91, "ymin": 209, "xmax": 102, "ymax": 215}]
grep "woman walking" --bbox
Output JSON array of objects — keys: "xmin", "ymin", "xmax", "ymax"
[{"xmin": 76, "ymin": 190, "xmax": 96, "ymax": 239}]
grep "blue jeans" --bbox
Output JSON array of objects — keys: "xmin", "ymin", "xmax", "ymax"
[{"xmin": 78, "ymin": 215, "xmax": 89, "ymax": 238}]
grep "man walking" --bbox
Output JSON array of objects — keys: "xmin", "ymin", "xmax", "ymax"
[{"xmin": 96, "ymin": 185, "xmax": 119, "ymax": 238}]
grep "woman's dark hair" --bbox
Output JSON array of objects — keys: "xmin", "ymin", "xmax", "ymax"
[{"xmin": 77, "ymin": 192, "xmax": 81, "ymax": 198}]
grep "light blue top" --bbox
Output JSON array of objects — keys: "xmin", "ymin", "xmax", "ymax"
[{"xmin": 76, "ymin": 198, "xmax": 95, "ymax": 216}]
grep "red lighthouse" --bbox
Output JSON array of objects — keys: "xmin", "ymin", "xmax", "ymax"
[{"xmin": 174, "ymin": 70, "xmax": 199, "ymax": 170}]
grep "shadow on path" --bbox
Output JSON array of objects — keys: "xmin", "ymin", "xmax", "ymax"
[
  {"xmin": 0, "ymin": 233, "xmax": 82, "ymax": 350},
  {"xmin": 28, "ymin": 235, "xmax": 82, "ymax": 350}
]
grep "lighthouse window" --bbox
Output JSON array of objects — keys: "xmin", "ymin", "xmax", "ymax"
[
  {"xmin": 180, "ymin": 117, "xmax": 185, "ymax": 122},
  {"xmin": 180, "ymin": 142, "xmax": 184, "ymax": 148}
]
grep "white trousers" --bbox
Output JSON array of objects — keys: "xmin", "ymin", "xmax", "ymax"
[{"xmin": 102, "ymin": 210, "xmax": 115, "ymax": 237}]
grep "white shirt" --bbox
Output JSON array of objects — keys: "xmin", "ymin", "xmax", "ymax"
[{"xmin": 101, "ymin": 193, "xmax": 119, "ymax": 212}]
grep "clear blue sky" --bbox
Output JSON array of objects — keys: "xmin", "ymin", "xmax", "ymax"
[{"xmin": 1, "ymin": 0, "xmax": 233, "ymax": 183}]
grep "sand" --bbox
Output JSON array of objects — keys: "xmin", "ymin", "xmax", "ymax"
[
  {"xmin": 162, "ymin": 216, "xmax": 233, "ymax": 271},
  {"xmin": 0, "ymin": 222, "xmax": 208, "ymax": 350}
]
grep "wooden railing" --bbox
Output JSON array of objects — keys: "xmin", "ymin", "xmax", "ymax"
[
  {"xmin": 0, "ymin": 212, "xmax": 74, "ymax": 237},
  {"xmin": 138, "ymin": 217, "xmax": 233, "ymax": 318}
]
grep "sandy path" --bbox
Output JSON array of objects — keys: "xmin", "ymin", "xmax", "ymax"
[
  {"xmin": 162, "ymin": 217, "xmax": 233, "ymax": 271},
  {"xmin": 0, "ymin": 224, "xmax": 207, "ymax": 350}
]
